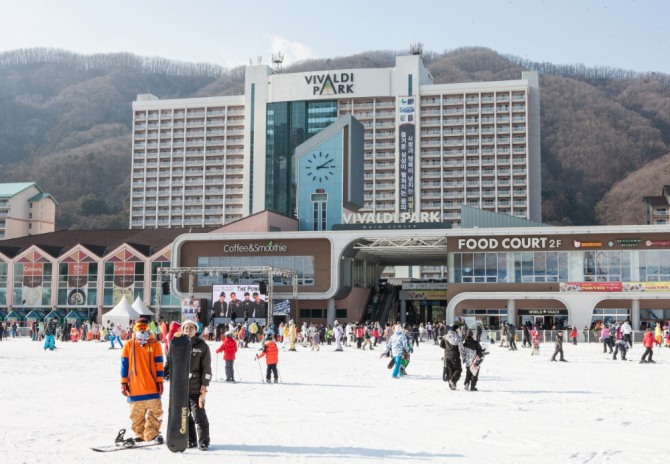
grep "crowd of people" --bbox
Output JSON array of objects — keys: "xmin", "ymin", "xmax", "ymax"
[{"xmin": 4, "ymin": 312, "xmax": 666, "ymax": 452}]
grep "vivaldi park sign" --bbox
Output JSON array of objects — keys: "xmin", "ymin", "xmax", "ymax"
[{"xmin": 341, "ymin": 212, "xmax": 441, "ymax": 224}]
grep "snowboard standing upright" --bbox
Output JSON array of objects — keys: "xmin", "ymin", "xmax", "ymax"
[{"xmin": 166, "ymin": 335, "xmax": 191, "ymax": 453}]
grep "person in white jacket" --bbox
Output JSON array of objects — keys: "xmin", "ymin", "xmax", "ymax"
[
  {"xmin": 333, "ymin": 320, "xmax": 344, "ymax": 351},
  {"xmin": 382, "ymin": 326, "xmax": 408, "ymax": 379},
  {"xmin": 620, "ymin": 320, "xmax": 633, "ymax": 346}
]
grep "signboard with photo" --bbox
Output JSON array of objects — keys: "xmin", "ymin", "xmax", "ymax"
[{"xmin": 211, "ymin": 284, "xmax": 267, "ymax": 324}]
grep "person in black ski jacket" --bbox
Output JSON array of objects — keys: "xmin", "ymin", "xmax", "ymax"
[
  {"xmin": 507, "ymin": 323, "xmax": 518, "ymax": 350},
  {"xmin": 550, "ymin": 330, "xmax": 567, "ymax": 362},
  {"xmin": 440, "ymin": 324, "xmax": 463, "ymax": 390},
  {"xmin": 178, "ymin": 319, "xmax": 212, "ymax": 451},
  {"xmin": 462, "ymin": 330, "xmax": 484, "ymax": 391}
]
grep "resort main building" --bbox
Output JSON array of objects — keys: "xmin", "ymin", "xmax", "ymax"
[{"xmin": 130, "ymin": 53, "xmax": 541, "ymax": 232}]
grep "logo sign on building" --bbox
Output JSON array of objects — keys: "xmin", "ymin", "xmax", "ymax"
[
  {"xmin": 454, "ymin": 236, "xmax": 564, "ymax": 251},
  {"xmin": 222, "ymin": 241, "xmax": 288, "ymax": 253},
  {"xmin": 398, "ymin": 97, "xmax": 416, "ymax": 213},
  {"xmin": 305, "ymin": 73, "xmax": 354, "ymax": 95}
]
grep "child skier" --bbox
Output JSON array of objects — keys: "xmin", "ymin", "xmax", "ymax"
[
  {"xmin": 215, "ymin": 331, "xmax": 238, "ymax": 382},
  {"xmin": 256, "ymin": 334, "xmax": 280, "ymax": 383}
]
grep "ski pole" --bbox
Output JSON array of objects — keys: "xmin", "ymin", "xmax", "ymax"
[
  {"xmin": 235, "ymin": 363, "xmax": 242, "ymax": 382},
  {"xmin": 276, "ymin": 367, "xmax": 282, "ymax": 384},
  {"xmin": 256, "ymin": 355, "xmax": 264, "ymax": 382}
]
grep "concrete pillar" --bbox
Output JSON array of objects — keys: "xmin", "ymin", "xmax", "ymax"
[
  {"xmin": 631, "ymin": 299, "xmax": 640, "ymax": 331},
  {"xmin": 507, "ymin": 299, "xmax": 516, "ymax": 325},
  {"xmin": 400, "ymin": 299, "xmax": 407, "ymax": 325},
  {"xmin": 326, "ymin": 298, "xmax": 336, "ymax": 327}
]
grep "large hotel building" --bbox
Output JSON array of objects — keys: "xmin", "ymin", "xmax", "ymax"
[{"xmin": 130, "ymin": 53, "xmax": 541, "ymax": 232}]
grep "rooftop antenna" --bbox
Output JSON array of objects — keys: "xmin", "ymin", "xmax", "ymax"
[
  {"xmin": 409, "ymin": 42, "xmax": 423, "ymax": 56},
  {"xmin": 272, "ymin": 51, "xmax": 284, "ymax": 74},
  {"xmin": 257, "ymin": 55, "xmax": 263, "ymax": 65}
]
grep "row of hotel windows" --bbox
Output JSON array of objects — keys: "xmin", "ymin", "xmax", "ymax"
[{"xmin": 453, "ymin": 250, "xmax": 670, "ymax": 283}]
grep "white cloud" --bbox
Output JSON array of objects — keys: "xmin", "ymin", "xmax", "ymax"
[{"xmin": 268, "ymin": 35, "xmax": 315, "ymax": 65}]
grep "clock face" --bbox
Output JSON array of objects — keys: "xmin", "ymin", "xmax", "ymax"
[{"xmin": 304, "ymin": 151, "xmax": 336, "ymax": 183}]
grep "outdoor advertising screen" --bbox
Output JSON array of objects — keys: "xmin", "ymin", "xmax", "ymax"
[{"xmin": 211, "ymin": 284, "xmax": 267, "ymax": 324}]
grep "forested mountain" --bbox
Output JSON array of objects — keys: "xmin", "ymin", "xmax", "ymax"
[{"xmin": 0, "ymin": 47, "xmax": 669, "ymax": 229}]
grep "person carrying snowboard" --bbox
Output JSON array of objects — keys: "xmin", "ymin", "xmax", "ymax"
[
  {"xmin": 440, "ymin": 324, "xmax": 464, "ymax": 390},
  {"xmin": 256, "ymin": 333, "xmax": 280, "ymax": 383},
  {"xmin": 215, "ymin": 330, "xmax": 238, "ymax": 382},
  {"xmin": 462, "ymin": 330, "xmax": 484, "ymax": 391},
  {"xmin": 381, "ymin": 325, "xmax": 408, "ymax": 379},
  {"xmin": 120, "ymin": 318, "xmax": 165, "ymax": 444},
  {"xmin": 176, "ymin": 319, "xmax": 212, "ymax": 450}
]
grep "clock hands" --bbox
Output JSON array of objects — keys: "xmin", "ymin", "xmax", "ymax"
[{"xmin": 316, "ymin": 161, "xmax": 334, "ymax": 170}]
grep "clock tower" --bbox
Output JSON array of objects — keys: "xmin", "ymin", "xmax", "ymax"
[{"xmin": 295, "ymin": 115, "xmax": 364, "ymax": 231}]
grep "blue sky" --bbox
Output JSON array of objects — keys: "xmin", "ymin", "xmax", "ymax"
[{"xmin": 1, "ymin": 0, "xmax": 668, "ymax": 74}]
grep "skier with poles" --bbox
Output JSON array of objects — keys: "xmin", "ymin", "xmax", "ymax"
[
  {"xmin": 215, "ymin": 330, "xmax": 238, "ymax": 382},
  {"xmin": 256, "ymin": 332, "xmax": 280, "ymax": 383}
]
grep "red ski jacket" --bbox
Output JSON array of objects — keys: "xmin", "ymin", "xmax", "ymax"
[
  {"xmin": 216, "ymin": 337, "xmax": 238, "ymax": 360},
  {"xmin": 257, "ymin": 340, "xmax": 279, "ymax": 364}
]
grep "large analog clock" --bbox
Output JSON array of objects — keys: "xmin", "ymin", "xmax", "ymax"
[{"xmin": 304, "ymin": 151, "xmax": 336, "ymax": 183}]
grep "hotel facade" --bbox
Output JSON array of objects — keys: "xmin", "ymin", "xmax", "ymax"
[{"xmin": 130, "ymin": 54, "xmax": 541, "ymax": 233}]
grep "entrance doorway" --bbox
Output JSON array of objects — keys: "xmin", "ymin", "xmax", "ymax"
[{"xmin": 517, "ymin": 309, "xmax": 568, "ymax": 330}]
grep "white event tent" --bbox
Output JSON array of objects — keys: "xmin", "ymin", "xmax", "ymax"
[
  {"xmin": 103, "ymin": 297, "xmax": 140, "ymax": 331},
  {"xmin": 131, "ymin": 296, "xmax": 155, "ymax": 318}
]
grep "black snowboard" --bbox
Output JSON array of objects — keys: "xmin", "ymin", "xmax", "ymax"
[{"xmin": 166, "ymin": 335, "xmax": 191, "ymax": 453}]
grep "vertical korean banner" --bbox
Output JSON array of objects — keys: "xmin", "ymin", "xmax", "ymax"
[{"xmin": 398, "ymin": 97, "xmax": 416, "ymax": 213}]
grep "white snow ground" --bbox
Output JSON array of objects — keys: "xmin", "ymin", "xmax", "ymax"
[{"xmin": 0, "ymin": 336, "xmax": 666, "ymax": 464}]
